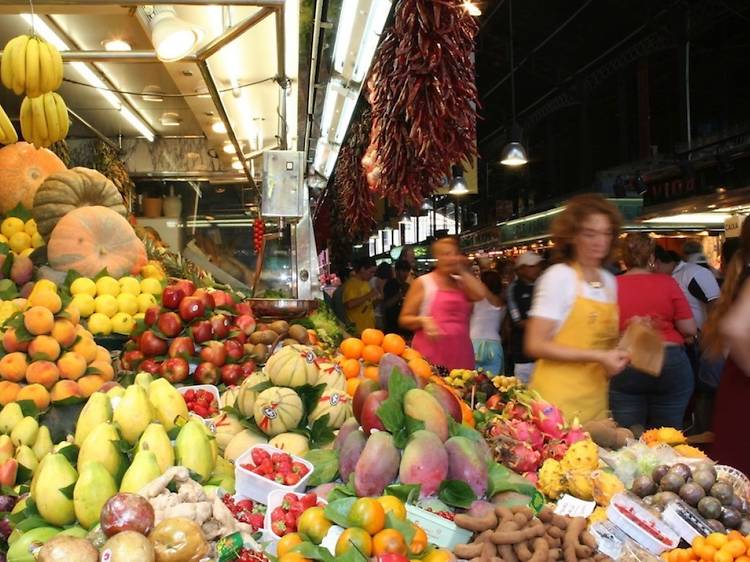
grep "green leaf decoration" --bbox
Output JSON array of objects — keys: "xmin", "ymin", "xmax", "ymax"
[
  {"xmin": 63, "ymin": 269, "xmax": 82, "ymax": 288},
  {"xmin": 308, "ymin": 415, "xmax": 335, "ymax": 449},
  {"xmin": 438, "ymin": 479, "xmax": 476, "ymax": 509},
  {"xmin": 15, "ymin": 515, "xmax": 49, "ymax": 532},
  {"xmin": 0, "ymin": 279, "xmax": 19, "ymax": 300},
  {"xmin": 296, "ymin": 383, "xmax": 327, "ymax": 420},
  {"xmin": 59, "ymin": 482, "xmax": 76, "ymax": 500},
  {"xmin": 93, "ymin": 268, "xmax": 112, "ymax": 281},
  {"xmin": 5, "ymin": 204, "xmax": 32, "ymax": 221},
  {"xmin": 58, "ymin": 443, "xmax": 79, "ymax": 465},
  {"xmin": 323, "ymin": 497, "xmax": 356, "ymax": 528},
  {"xmin": 385, "ymin": 512, "xmax": 416, "ymax": 544},
  {"xmin": 16, "ymin": 400, "xmax": 39, "ymax": 418},
  {"xmin": 325, "ymin": 478, "xmax": 357, "ymax": 503},
  {"xmin": 291, "ymin": 543, "xmax": 336, "ymax": 562},
  {"xmin": 384, "ymin": 483, "xmax": 421, "ymax": 505},
  {"xmin": 303, "ymin": 448, "xmax": 339, "ymax": 486}
]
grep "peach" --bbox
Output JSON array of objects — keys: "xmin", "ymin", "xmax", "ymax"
[
  {"xmin": 72, "ymin": 337, "xmax": 98, "ymax": 364},
  {"xmin": 75, "ymin": 324, "xmax": 92, "ymax": 339},
  {"xmin": 100, "ymin": 381, "xmax": 121, "ymax": 393},
  {"xmin": 27, "ymin": 335, "xmax": 61, "ymax": 362},
  {"xmin": 51, "ymin": 319, "xmax": 77, "ymax": 349},
  {"xmin": 2, "ymin": 329, "xmax": 29, "ymax": 353},
  {"xmin": 23, "ymin": 306, "xmax": 54, "ymax": 336},
  {"xmin": 25, "ymin": 360, "xmax": 59, "ymax": 389},
  {"xmin": 0, "ymin": 352, "xmax": 28, "ymax": 382},
  {"xmin": 64, "ymin": 304, "xmax": 81, "ymax": 326},
  {"xmin": 95, "ymin": 345, "xmax": 110, "ymax": 363},
  {"xmin": 50, "ymin": 380, "xmax": 82, "ymax": 403},
  {"xmin": 77, "ymin": 375, "xmax": 104, "ymax": 397},
  {"xmin": 28, "ymin": 290, "xmax": 62, "ymax": 314},
  {"xmin": 57, "ymin": 352, "xmax": 87, "ymax": 381},
  {"xmin": 16, "ymin": 384, "xmax": 50, "ymax": 410},
  {"xmin": 0, "ymin": 381, "xmax": 20, "ymax": 405},
  {"xmin": 88, "ymin": 360, "xmax": 114, "ymax": 382}
]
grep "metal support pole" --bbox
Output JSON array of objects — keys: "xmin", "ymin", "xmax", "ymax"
[
  {"xmin": 197, "ymin": 8, "xmax": 275, "ymax": 60},
  {"xmin": 275, "ymin": 6, "xmax": 288, "ymax": 150},
  {"xmin": 67, "ymin": 107, "xmax": 120, "ymax": 151},
  {"xmin": 0, "ymin": 50, "xmax": 171, "ymax": 62}
]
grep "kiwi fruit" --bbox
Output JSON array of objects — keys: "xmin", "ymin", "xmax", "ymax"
[
  {"xmin": 251, "ymin": 343, "xmax": 269, "ymax": 361},
  {"xmin": 281, "ymin": 338, "xmax": 299, "ymax": 347},
  {"xmin": 288, "ymin": 324, "xmax": 309, "ymax": 344},
  {"xmin": 710, "ymin": 482, "xmax": 736, "ymax": 505},
  {"xmin": 269, "ymin": 320, "xmax": 290, "ymax": 335}
]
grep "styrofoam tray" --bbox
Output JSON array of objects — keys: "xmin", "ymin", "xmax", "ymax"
[{"xmin": 235, "ymin": 444, "xmax": 314, "ymax": 504}]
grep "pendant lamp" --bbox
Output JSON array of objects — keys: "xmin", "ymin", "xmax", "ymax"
[{"xmin": 499, "ymin": 0, "xmax": 528, "ymax": 167}]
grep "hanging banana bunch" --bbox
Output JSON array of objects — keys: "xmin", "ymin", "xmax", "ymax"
[{"xmin": 1, "ymin": 34, "xmax": 68, "ymax": 148}]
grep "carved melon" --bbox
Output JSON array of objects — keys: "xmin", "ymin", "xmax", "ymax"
[
  {"xmin": 269, "ymin": 433, "xmax": 310, "ymax": 457},
  {"xmin": 315, "ymin": 360, "xmax": 346, "ymax": 392},
  {"xmin": 224, "ymin": 429, "xmax": 267, "ymax": 462},
  {"xmin": 308, "ymin": 390, "xmax": 353, "ymax": 429},
  {"xmin": 263, "ymin": 345, "xmax": 319, "ymax": 388},
  {"xmin": 236, "ymin": 372, "xmax": 269, "ymax": 417},
  {"xmin": 253, "ymin": 386, "xmax": 304, "ymax": 436}
]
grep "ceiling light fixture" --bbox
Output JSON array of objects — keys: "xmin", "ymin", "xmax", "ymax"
[
  {"xmin": 103, "ymin": 39, "xmax": 132, "ymax": 51},
  {"xmin": 499, "ymin": 0, "xmax": 527, "ymax": 167},
  {"xmin": 448, "ymin": 165, "xmax": 469, "ymax": 195},
  {"xmin": 159, "ymin": 112, "xmax": 182, "ymax": 126},
  {"xmin": 223, "ymin": 142, "xmax": 236, "ymax": 154},
  {"xmin": 463, "ymin": 1, "xmax": 482, "ymax": 16},
  {"xmin": 231, "ymin": 159, "xmax": 244, "ymax": 171},
  {"xmin": 399, "ymin": 213, "xmax": 412, "ymax": 226},
  {"xmin": 142, "ymin": 6, "xmax": 202, "ymax": 62},
  {"xmin": 212, "ymin": 120, "xmax": 227, "ymax": 134},
  {"xmin": 334, "ymin": 0, "xmax": 392, "ymax": 83},
  {"xmin": 142, "ymin": 85, "xmax": 164, "ymax": 102},
  {"xmin": 21, "ymin": 13, "xmax": 155, "ymax": 141}
]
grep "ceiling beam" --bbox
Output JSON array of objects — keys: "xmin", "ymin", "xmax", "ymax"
[{"xmin": 197, "ymin": 7, "xmax": 275, "ymax": 60}]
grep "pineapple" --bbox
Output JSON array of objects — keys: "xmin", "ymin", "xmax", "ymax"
[
  {"xmin": 539, "ymin": 458, "xmax": 566, "ymax": 500},
  {"xmin": 591, "ymin": 470, "xmax": 625, "ymax": 506},
  {"xmin": 561, "ymin": 439, "xmax": 599, "ymax": 472}
]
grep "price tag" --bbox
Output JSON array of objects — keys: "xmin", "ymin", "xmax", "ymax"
[{"xmin": 553, "ymin": 494, "xmax": 597, "ymax": 518}]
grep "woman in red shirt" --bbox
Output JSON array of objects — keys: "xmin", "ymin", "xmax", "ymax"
[{"xmin": 611, "ymin": 234, "xmax": 697, "ymax": 431}]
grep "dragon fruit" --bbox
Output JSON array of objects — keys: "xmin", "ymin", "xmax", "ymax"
[
  {"xmin": 506, "ymin": 419, "xmax": 544, "ymax": 450},
  {"xmin": 561, "ymin": 419, "xmax": 588, "ymax": 446},
  {"xmin": 504, "ymin": 442, "xmax": 541, "ymax": 474},
  {"xmin": 543, "ymin": 440, "xmax": 568, "ymax": 461},
  {"xmin": 503, "ymin": 401, "xmax": 530, "ymax": 421},
  {"xmin": 530, "ymin": 398, "xmax": 565, "ymax": 439},
  {"xmin": 523, "ymin": 471, "xmax": 539, "ymax": 486}
]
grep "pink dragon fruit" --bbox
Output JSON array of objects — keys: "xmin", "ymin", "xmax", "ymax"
[
  {"xmin": 503, "ymin": 401, "xmax": 531, "ymax": 421},
  {"xmin": 561, "ymin": 418, "xmax": 588, "ymax": 446},
  {"xmin": 542, "ymin": 440, "xmax": 568, "ymax": 461},
  {"xmin": 530, "ymin": 399, "xmax": 565, "ymax": 439},
  {"xmin": 505, "ymin": 442, "xmax": 541, "ymax": 474},
  {"xmin": 506, "ymin": 419, "xmax": 545, "ymax": 450},
  {"xmin": 523, "ymin": 472, "xmax": 539, "ymax": 486}
]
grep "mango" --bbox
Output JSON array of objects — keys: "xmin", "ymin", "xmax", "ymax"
[
  {"xmin": 333, "ymin": 417, "xmax": 360, "ymax": 451},
  {"xmin": 7, "ymin": 526, "xmax": 61, "ymax": 562},
  {"xmin": 74, "ymin": 461, "xmax": 117, "ymax": 529},
  {"xmin": 175, "ymin": 419, "xmax": 214, "ymax": 482},
  {"xmin": 0, "ymin": 402, "xmax": 23, "ymax": 434},
  {"xmin": 58, "ymin": 526, "xmax": 88, "ymax": 538},
  {"xmin": 339, "ymin": 429, "xmax": 366, "ymax": 483},
  {"xmin": 403, "ymin": 389, "xmax": 448, "ymax": 441},
  {"xmin": 33, "ymin": 453, "xmax": 78, "ymax": 526},
  {"xmin": 10, "ymin": 417, "xmax": 38, "ymax": 447},
  {"xmin": 31, "ymin": 426, "xmax": 53, "ymax": 461},
  {"xmin": 424, "ymin": 383, "xmax": 463, "ymax": 422},
  {"xmin": 74, "ymin": 391, "xmax": 112, "ymax": 446},
  {"xmin": 378, "ymin": 353, "xmax": 414, "ymax": 389},
  {"xmin": 353, "ymin": 431, "xmax": 400, "ymax": 497},
  {"xmin": 0, "ymin": 435, "xmax": 14, "ymax": 463},
  {"xmin": 77, "ymin": 422, "xmax": 124, "ymax": 480},
  {"xmin": 120, "ymin": 450, "xmax": 161, "ymax": 493},
  {"xmin": 136, "ymin": 423, "xmax": 174, "ymax": 473},
  {"xmin": 148, "ymin": 378, "xmax": 188, "ymax": 431},
  {"xmin": 224, "ymin": 429, "xmax": 267, "ymax": 462},
  {"xmin": 113, "ymin": 384, "xmax": 152, "ymax": 444},
  {"xmin": 399, "ymin": 430, "xmax": 449, "ymax": 497},
  {"xmin": 444, "ymin": 436, "xmax": 488, "ymax": 497}
]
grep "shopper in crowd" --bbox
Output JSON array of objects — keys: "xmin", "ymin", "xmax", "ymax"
[
  {"xmin": 330, "ymin": 266, "xmax": 351, "ymax": 325},
  {"xmin": 610, "ymin": 233, "xmax": 697, "ymax": 431},
  {"xmin": 371, "ymin": 262, "xmax": 392, "ymax": 330},
  {"xmin": 506, "ymin": 252, "xmax": 543, "ymax": 383},
  {"xmin": 343, "ymin": 257, "xmax": 378, "ymax": 335},
  {"xmin": 525, "ymin": 194, "xmax": 630, "ymax": 423},
  {"xmin": 398, "ymin": 245, "xmax": 417, "ymax": 282},
  {"xmin": 399, "ymin": 237, "xmax": 486, "ymax": 370},
  {"xmin": 683, "ymin": 240, "xmax": 719, "ymax": 278},
  {"xmin": 470, "ymin": 270, "xmax": 506, "ymax": 375},
  {"xmin": 703, "ymin": 218, "xmax": 750, "ymax": 474},
  {"xmin": 383, "ymin": 260, "xmax": 412, "ymax": 337}
]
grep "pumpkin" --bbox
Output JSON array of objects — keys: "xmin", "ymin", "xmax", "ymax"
[
  {"xmin": 315, "ymin": 360, "xmax": 346, "ymax": 391},
  {"xmin": 264, "ymin": 345, "xmax": 319, "ymax": 388},
  {"xmin": 0, "ymin": 142, "xmax": 66, "ymax": 213},
  {"xmin": 235, "ymin": 372, "xmax": 269, "ymax": 417},
  {"xmin": 47, "ymin": 206, "xmax": 147, "ymax": 278},
  {"xmin": 268, "ymin": 433, "xmax": 310, "ymax": 456},
  {"xmin": 33, "ymin": 167, "xmax": 126, "ymax": 239},
  {"xmin": 308, "ymin": 390, "xmax": 353, "ymax": 429},
  {"xmin": 253, "ymin": 386, "xmax": 303, "ymax": 436}
]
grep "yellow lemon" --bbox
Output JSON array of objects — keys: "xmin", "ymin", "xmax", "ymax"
[
  {"xmin": 0, "ymin": 234, "xmax": 7, "ymax": 244},
  {"xmin": 141, "ymin": 264, "xmax": 163, "ymax": 279},
  {"xmin": 1, "ymin": 217, "xmax": 24, "ymax": 239},
  {"xmin": 8, "ymin": 232, "xmax": 31, "ymax": 253},
  {"xmin": 133, "ymin": 312, "xmax": 145, "ymax": 323},
  {"xmin": 95, "ymin": 276, "xmax": 121, "ymax": 297},
  {"xmin": 70, "ymin": 278, "xmax": 97, "ymax": 297},
  {"xmin": 30, "ymin": 232, "xmax": 44, "ymax": 249},
  {"xmin": 118, "ymin": 276, "xmax": 141, "ymax": 296},
  {"xmin": 140, "ymin": 277, "xmax": 162, "ymax": 296},
  {"xmin": 136, "ymin": 293, "xmax": 157, "ymax": 313},
  {"xmin": 94, "ymin": 294, "xmax": 118, "ymax": 318},
  {"xmin": 70, "ymin": 294, "xmax": 96, "ymax": 318},
  {"xmin": 115, "ymin": 293, "xmax": 139, "ymax": 316},
  {"xmin": 23, "ymin": 219, "xmax": 37, "ymax": 237},
  {"xmin": 87, "ymin": 312, "xmax": 113, "ymax": 336},
  {"xmin": 111, "ymin": 312, "xmax": 135, "ymax": 336}
]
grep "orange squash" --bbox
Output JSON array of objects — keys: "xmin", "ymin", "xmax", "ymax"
[
  {"xmin": 47, "ymin": 206, "xmax": 147, "ymax": 278},
  {"xmin": 0, "ymin": 142, "xmax": 66, "ymax": 213}
]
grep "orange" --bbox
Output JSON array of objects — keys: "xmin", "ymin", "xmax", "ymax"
[
  {"xmin": 277, "ymin": 533, "xmax": 304, "ymax": 557},
  {"xmin": 376, "ymin": 495, "xmax": 406, "ymax": 520},
  {"xmin": 362, "ymin": 345, "xmax": 384, "ymax": 364},
  {"xmin": 364, "ymin": 366, "xmax": 379, "ymax": 382},
  {"xmin": 723, "ymin": 540, "xmax": 747, "ymax": 558},
  {"xmin": 340, "ymin": 338, "xmax": 364, "ymax": 360},
  {"xmin": 278, "ymin": 554, "xmax": 311, "ymax": 562},
  {"xmin": 409, "ymin": 525, "xmax": 428, "ymax": 555},
  {"xmin": 735, "ymin": 557, "xmax": 750, "ymax": 562},
  {"xmin": 372, "ymin": 529, "xmax": 407, "ymax": 556},
  {"xmin": 728, "ymin": 532, "xmax": 744, "ymax": 543},
  {"xmin": 361, "ymin": 328, "xmax": 384, "ymax": 346},
  {"xmin": 744, "ymin": 536, "xmax": 750, "ymax": 552},
  {"xmin": 346, "ymin": 377, "xmax": 362, "ymax": 396},
  {"xmin": 701, "ymin": 544, "xmax": 717, "ymax": 562},
  {"xmin": 694, "ymin": 537, "xmax": 707, "ymax": 552},
  {"xmin": 714, "ymin": 550, "xmax": 733, "ymax": 562},
  {"xmin": 401, "ymin": 347, "xmax": 422, "ymax": 362},
  {"xmin": 421, "ymin": 549, "xmax": 456, "ymax": 562},
  {"xmin": 336, "ymin": 527, "xmax": 373, "ymax": 557},
  {"xmin": 382, "ymin": 333, "xmax": 406, "ymax": 355},
  {"xmin": 708, "ymin": 534, "xmax": 729, "ymax": 550},
  {"xmin": 348, "ymin": 497, "xmax": 385, "ymax": 536},
  {"xmin": 408, "ymin": 358, "xmax": 432, "ymax": 379},
  {"xmin": 341, "ymin": 358, "xmax": 362, "ymax": 379}
]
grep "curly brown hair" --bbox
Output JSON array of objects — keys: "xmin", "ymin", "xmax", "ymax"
[
  {"xmin": 551, "ymin": 194, "xmax": 623, "ymax": 262},
  {"xmin": 621, "ymin": 233, "xmax": 654, "ymax": 269}
]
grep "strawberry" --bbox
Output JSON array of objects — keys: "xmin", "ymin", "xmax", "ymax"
[
  {"xmin": 271, "ymin": 520, "xmax": 286, "ymax": 536},
  {"xmin": 271, "ymin": 506, "xmax": 286, "ymax": 521},
  {"xmin": 300, "ymin": 493, "xmax": 318, "ymax": 509},
  {"xmin": 292, "ymin": 461, "xmax": 308, "ymax": 475},
  {"xmin": 251, "ymin": 448, "xmax": 269, "ymax": 465},
  {"xmin": 248, "ymin": 513, "xmax": 264, "ymax": 530},
  {"xmin": 285, "ymin": 472, "xmax": 301, "ymax": 486}
]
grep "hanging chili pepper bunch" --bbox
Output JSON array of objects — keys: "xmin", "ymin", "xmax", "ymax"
[
  {"xmin": 365, "ymin": 0, "xmax": 479, "ymax": 211},
  {"xmin": 253, "ymin": 217, "xmax": 264, "ymax": 254},
  {"xmin": 334, "ymin": 109, "xmax": 376, "ymax": 237}
]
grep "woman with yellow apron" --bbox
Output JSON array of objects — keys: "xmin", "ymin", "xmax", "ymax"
[{"xmin": 525, "ymin": 195, "xmax": 630, "ymax": 423}]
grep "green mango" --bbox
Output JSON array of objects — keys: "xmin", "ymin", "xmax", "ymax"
[
  {"xmin": 0, "ymin": 402, "xmax": 23, "ymax": 434},
  {"xmin": 136, "ymin": 423, "xmax": 174, "ymax": 473},
  {"xmin": 77, "ymin": 422, "xmax": 124, "ymax": 480},
  {"xmin": 31, "ymin": 426, "xmax": 52, "ymax": 461},
  {"xmin": 74, "ymin": 461, "xmax": 117, "ymax": 529},
  {"xmin": 119, "ymin": 450, "xmax": 161, "ymax": 493},
  {"xmin": 73, "ymin": 391, "xmax": 112, "ymax": 446},
  {"xmin": 7, "ymin": 526, "xmax": 61, "ymax": 562},
  {"xmin": 175, "ymin": 420, "xmax": 214, "ymax": 483},
  {"xmin": 113, "ymin": 384, "xmax": 152, "ymax": 444},
  {"xmin": 10, "ymin": 417, "xmax": 38, "ymax": 447},
  {"xmin": 33, "ymin": 453, "xmax": 77, "ymax": 527}
]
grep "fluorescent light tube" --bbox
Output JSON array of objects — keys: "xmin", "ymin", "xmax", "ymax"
[
  {"xmin": 332, "ymin": 0, "xmax": 359, "ymax": 75},
  {"xmin": 352, "ymin": 0, "xmax": 391, "ymax": 82}
]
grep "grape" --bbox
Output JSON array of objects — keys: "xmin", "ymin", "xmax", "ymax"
[
  {"xmin": 0, "ymin": 496, "xmax": 17, "ymax": 513},
  {"xmin": 0, "ymin": 519, "xmax": 11, "ymax": 540}
]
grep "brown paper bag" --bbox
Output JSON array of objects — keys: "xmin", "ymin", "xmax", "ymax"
[{"xmin": 618, "ymin": 320, "xmax": 665, "ymax": 376}]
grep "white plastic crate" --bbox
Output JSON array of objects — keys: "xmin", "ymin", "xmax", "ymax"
[{"xmin": 235, "ymin": 444, "xmax": 314, "ymax": 504}]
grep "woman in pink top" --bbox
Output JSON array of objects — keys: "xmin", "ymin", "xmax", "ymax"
[
  {"xmin": 612, "ymin": 234, "xmax": 697, "ymax": 431},
  {"xmin": 399, "ymin": 238, "xmax": 486, "ymax": 370}
]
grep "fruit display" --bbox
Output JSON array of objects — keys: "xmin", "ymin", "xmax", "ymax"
[
  {"xmin": 268, "ymin": 491, "xmax": 323, "ymax": 537},
  {"xmin": 664, "ymin": 531, "xmax": 750, "ymax": 562},
  {"xmin": 221, "ymin": 493, "xmax": 266, "ymax": 533},
  {"xmin": 1, "ymin": 35, "xmax": 63, "ymax": 97},
  {"xmin": 240, "ymin": 449, "xmax": 310, "ymax": 487},
  {"xmin": 0, "ymin": 142, "xmax": 66, "ymax": 214},
  {"xmin": 0, "ymin": 214, "xmax": 44, "ymax": 258},
  {"xmin": 182, "ymin": 387, "xmax": 219, "ymax": 418}
]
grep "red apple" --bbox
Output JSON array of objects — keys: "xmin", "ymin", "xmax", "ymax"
[
  {"xmin": 100, "ymin": 493, "xmax": 155, "ymax": 537},
  {"xmin": 200, "ymin": 341, "xmax": 227, "ymax": 367},
  {"xmin": 353, "ymin": 379, "xmax": 381, "ymax": 422},
  {"xmin": 424, "ymin": 383, "xmax": 462, "ymax": 422},
  {"xmin": 161, "ymin": 286, "xmax": 186, "ymax": 309},
  {"xmin": 140, "ymin": 330, "xmax": 168, "ymax": 357},
  {"xmin": 193, "ymin": 362, "xmax": 221, "ymax": 385},
  {"xmin": 121, "ymin": 350, "xmax": 144, "ymax": 371},
  {"xmin": 240, "ymin": 360, "xmax": 256, "ymax": 376},
  {"xmin": 124, "ymin": 338, "xmax": 139, "ymax": 352},
  {"xmin": 160, "ymin": 357, "xmax": 189, "ymax": 383},
  {"xmin": 173, "ymin": 279, "xmax": 196, "ymax": 297},
  {"xmin": 190, "ymin": 320, "xmax": 213, "ymax": 344},
  {"xmin": 168, "ymin": 337, "xmax": 195, "ymax": 359},
  {"xmin": 144, "ymin": 306, "xmax": 160, "ymax": 326},
  {"xmin": 179, "ymin": 296, "xmax": 205, "ymax": 322},
  {"xmin": 235, "ymin": 314, "xmax": 256, "ymax": 336},
  {"xmin": 192, "ymin": 288, "xmax": 214, "ymax": 312},
  {"xmin": 360, "ymin": 390, "xmax": 388, "ymax": 435},
  {"xmin": 210, "ymin": 314, "xmax": 231, "ymax": 340},
  {"xmin": 221, "ymin": 363, "xmax": 243, "ymax": 386},
  {"xmin": 233, "ymin": 301, "xmax": 252, "ymax": 315},
  {"xmin": 157, "ymin": 312, "xmax": 183, "ymax": 338},
  {"xmin": 139, "ymin": 359, "xmax": 161, "ymax": 375},
  {"xmin": 224, "ymin": 339, "xmax": 244, "ymax": 362},
  {"xmin": 233, "ymin": 330, "xmax": 247, "ymax": 345},
  {"xmin": 210, "ymin": 290, "xmax": 233, "ymax": 309}
]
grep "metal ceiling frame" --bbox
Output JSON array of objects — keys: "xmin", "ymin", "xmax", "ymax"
[{"xmin": 0, "ymin": 0, "xmax": 290, "ymax": 189}]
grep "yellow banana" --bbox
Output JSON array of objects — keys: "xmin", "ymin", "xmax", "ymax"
[
  {"xmin": 0, "ymin": 103, "xmax": 18, "ymax": 145},
  {"xmin": 19, "ymin": 96, "xmax": 33, "ymax": 143},
  {"xmin": 1, "ymin": 36, "xmax": 19, "ymax": 91},
  {"xmin": 25, "ymin": 37, "xmax": 40, "ymax": 97},
  {"xmin": 53, "ymin": 93, "xmax": 68, "ymax": 138},
  {"xmin": 37, "ymin": 41, "xmax": 55, "ymax": 94},
  {"xmin": 11, "ymin": 35, "xmax": 29, "ymax": 96},
  {"xmin": 42, "ymin": 93, "xmax": 59, "ymax": 142},
  {"xmin": 49, "ymin": 43, "xmax": 63, "ymax": 90},
  {"xmin": 30, "ymin": 95, "xmax": 47, "ymax": 147}
]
